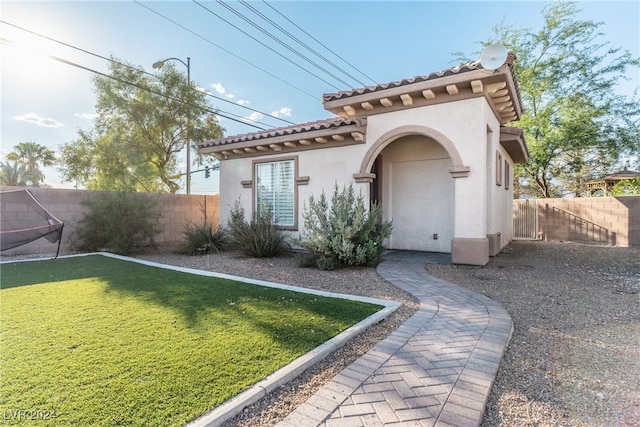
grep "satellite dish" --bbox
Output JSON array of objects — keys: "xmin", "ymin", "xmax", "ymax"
[{"xmin": 480, "ymin": 44, "xmax": 508, "ymax": 70}]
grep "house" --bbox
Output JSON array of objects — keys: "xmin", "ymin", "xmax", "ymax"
[{"xmin": 198, "ymin": 52, "xmax": 528, "ymax": 265}]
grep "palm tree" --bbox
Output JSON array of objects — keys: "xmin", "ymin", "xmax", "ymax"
[
  {"xmin": 6, "ymin": 141, "xmax": 56, "ymax": 187},
  {"xmin": 0, "ymin": 161, "xmax": 28, "ymax": 186}
]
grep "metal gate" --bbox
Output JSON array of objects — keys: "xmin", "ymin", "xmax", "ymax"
[{"xmin": 513, "ymin": 199, "xmax": 539, "ymax": 240}]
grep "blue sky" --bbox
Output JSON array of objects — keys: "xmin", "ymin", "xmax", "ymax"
[{"xmin": 1, "ymin": 0, "xmax": 638, "ymax": 194}]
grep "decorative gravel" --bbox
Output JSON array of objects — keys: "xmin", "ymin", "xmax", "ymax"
[{"xmin": 428, "ymin": 241, "xmax": 640, "ymax": 427}]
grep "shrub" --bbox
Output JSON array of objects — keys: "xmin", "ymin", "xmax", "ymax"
[
  {"xmin": 297, "ymin": 183, "xmax": 393, "ymax": 270},
  {"xmin": 226, "ymin": 200, "xmax": 288, "ymax": 258},
  {"xmin": 72, "ymin": 191, "xmax": 161, "ymax": 255},
  {"xmin": 181, "ymin": 221, "xmax": 227, "ymax": 255}
]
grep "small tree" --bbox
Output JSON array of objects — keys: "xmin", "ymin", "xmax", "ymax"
[
  {"xmin": 5, "ymin": 141, "xmax": 56, "ymax": 187},
  {"xmin": 0, "ymin": 161, "xmax": 27, "ymax": 187},
  {"xmin": 298, "ymin": 184, "xmax": 392, "ymax": 270},
  {"xmin": 72, "ymin": 191, "xmax": 161, "ymax": 255}
]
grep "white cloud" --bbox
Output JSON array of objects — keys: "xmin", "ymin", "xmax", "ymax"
[
  {"xmin": 271, "ymin": 107, "xmax": 292, "ymax": 118},
  {"xmin": 75, "ymin": 112, "xmax": 99, "ymax": 120},
  {"xmin": 225, "ymin": 93, "xmax": 235, "ymax": 99},
  {"xmin": 14, "ymin": 113, "xmax": 63, "ymax": 128},
  {"xmin": 211, "ymin": 83, "xmax": 226, "ymax": 94},
  {"xmin": 237, "ymin": 100, "xmax": 250, "ymax": 105},
  {"xmin": 244, "ymin": 112, "xmax": 264, "ymax": 123}
]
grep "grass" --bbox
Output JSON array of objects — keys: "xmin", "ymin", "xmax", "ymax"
[{"xmin": 0, "ymin": 255, "xmax": 381, "ymax": 426}]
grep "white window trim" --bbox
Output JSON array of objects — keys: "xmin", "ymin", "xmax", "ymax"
[{"xmin": 252, "ymin": 156, "xmax": 301, "ymax": 230}]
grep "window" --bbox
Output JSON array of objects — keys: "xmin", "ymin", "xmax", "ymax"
[
  {"xmin": 505, "ymin": 160, "xmax": 510, "ymax": 190},
  {"xmin": 255, "ymin": 159, "xmax": 295, "ymax": 227},
  {"xmin": 496, "ymin": 151, "xmax": 503, "ymax": 186}
]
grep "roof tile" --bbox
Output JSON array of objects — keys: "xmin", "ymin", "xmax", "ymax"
[{"xmin": 199, "ymin": 117, "xmax": 365, "ymax": 149}]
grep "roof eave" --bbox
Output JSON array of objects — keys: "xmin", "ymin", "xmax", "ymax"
[{"xmin": 322, "ymin": 58, "xmax": 523, "ymax": 126}]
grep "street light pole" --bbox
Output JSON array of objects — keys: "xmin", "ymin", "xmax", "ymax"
[{"xmin": 152, "ymin": 57, "xmax": 192, "ymax": 194}]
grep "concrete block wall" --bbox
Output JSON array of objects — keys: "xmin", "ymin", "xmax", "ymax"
[
  {"xmin": 535, "ymin": 196, "xmax": 639, "ymax": 246},
  {"xmin": 1, "ymin": 187, "xmax": 220, "ymax": 256}
]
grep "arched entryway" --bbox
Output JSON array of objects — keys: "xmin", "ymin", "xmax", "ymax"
[
  {"xmin": 356, "ymin": 125, "xmax": 469, "ymax": 254},
  {"xmin": 377, "ymin": 135, "xmax": 454, "ymax": 252}
]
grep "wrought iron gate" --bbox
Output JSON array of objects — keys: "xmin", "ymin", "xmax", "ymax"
[{"xmin": 513, "ymin": 199, "xmax": 539, "ymax": 240}]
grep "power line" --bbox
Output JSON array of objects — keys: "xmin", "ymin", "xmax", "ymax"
[
  {"xmin": 261, "ymin": 0, "xmax": 378, "ymax": 86},
  {"xmin": 193, "ymin": 0, "xmax": 342, "ymax": 91},
  {"xmin": 133, "ymin": 0, "xmax": 318, "ymax": 100},
  {"xmin": 239, "ymin": 0, "xmax": 368, "ymax": 87},
  {"xmin": 212, "ymin": 0, "xmax": 353, "ymax": 88},
  {"xmin": 50, "ymin": 55, "xmax": 267, "ymax": 130},
  {"xmin": 0, "ymin": 19, "xmax": 295, "ymax": 127}
]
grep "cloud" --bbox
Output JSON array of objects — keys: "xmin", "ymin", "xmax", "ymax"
[
  {"xmin": 14, "ymin": 113, "xmax": 63, "ymax": 128},
  {"xmin": 271, "ymin": 107, "xmax": 292, "ymax": 118},
  {"xmin": 75, "ymin": 112, "xmax": 99, "ymax": 120},
  {"xmin": 211, "ymin": 83, "xmax": 226, "ymax": 94},
  {"xmin": 212, "ymin": 82, "xmax": 237, "ymax": 100},
  {"xmin": 244, "ymin": 112, "xmax": 264, "ymax": 123},
  {"xmin": 237, "ymin": 100, "xmax": 250, "ymax": 106}
]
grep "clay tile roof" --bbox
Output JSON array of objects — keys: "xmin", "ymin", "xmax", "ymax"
[
  {"xmin": 322, "ymin": 60, "xmax": 482, "ymax": 103},
  {"xmin": 199, "ymin": 117, "xmax": 365, "ymax": 149},
  {"xmin": 322, "ymin": 51, "xmax": 519, "ymax": 105}
]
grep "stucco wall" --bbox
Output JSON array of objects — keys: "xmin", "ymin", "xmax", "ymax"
[
  {"xmin": 366, "ymin": 98, "xmax": 513, "ymax": 250},
  {"xmin": 218, "ymin": 97, "xmax": 517, "ymax": 258},
  {"xmin": 218, "ymin": 145, "xmax": 371, "ymax": 236},
  {"xmin": 1, "ymin": 187, "xmax": 219, "ymax": 256}
]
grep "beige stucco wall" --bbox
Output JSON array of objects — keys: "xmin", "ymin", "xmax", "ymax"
[
  {"xmin": 364, "ymin": 98, "xmax": 513, "ymax": 251},
  {"xmin": 218, "ymin": 96, "xmax": 517, "ymax": 260},
  {"xmin": 219, "ymin": 144, "xmax": 372, "ymax": 236}
]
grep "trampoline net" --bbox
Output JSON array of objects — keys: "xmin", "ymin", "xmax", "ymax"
[{"xmin": 1, "ymin": 189, "xmax": 64, "ymax": 251}]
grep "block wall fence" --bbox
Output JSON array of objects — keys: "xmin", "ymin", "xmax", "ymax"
[
  {"xmin": 1, "ymin": 187, "xmax": 220, "ymax": 256},
  {"xmin": 530, "ymin": 196, "xmax": 640, "ymax": 247},
  {"xmin": 2, "ymin": 188, "xmax": 637, "ymax": 257}
]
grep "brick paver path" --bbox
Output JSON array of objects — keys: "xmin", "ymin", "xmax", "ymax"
[{"xmin": 277, "ymin": 251, "xmax": 513, "ymax": 427}]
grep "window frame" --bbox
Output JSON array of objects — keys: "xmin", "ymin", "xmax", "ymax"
[
  {"xmin": 495, "ymin": 151, "xmax": 503, "ymax": 187},
  {"xmin": 252, "ymin": 156, "xmax": 299, "ymax": 230},
  {"xmin": 504, "ymin": 159, "xmax": 510, "ymax": 190}
]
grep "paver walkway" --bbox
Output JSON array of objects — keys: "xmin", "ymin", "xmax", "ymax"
[{"xmin": 276, "ymin": 251, "xmax": 513, "ymax": 427}]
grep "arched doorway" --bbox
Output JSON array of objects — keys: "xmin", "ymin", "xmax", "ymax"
[
  {"xmin": 357, "ymin": 125, "xmax": 468, "ymax": 254},
  {"xmin": 376, "ymin": 134, "xmax": 454, "ymax": 252}
]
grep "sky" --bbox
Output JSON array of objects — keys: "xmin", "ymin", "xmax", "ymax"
[{"xmin": 1, "ymin": 0, "xmax": 638, "ymax": 194}]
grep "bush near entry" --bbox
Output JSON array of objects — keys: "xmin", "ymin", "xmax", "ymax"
[{"xmin": 298, "ymin": 184, "xmax": 393, "ymax": 270}]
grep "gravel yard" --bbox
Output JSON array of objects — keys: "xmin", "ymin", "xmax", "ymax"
[
  {"xmin": 10, "ymin": 241, "xmax": 636, "ymax": 426},
  {"xmin": 428, "ymin": 242, "xmax": 640, "ymax": 427},
  {"xmin": 137, "ymin": 241, "xmax": 639, "ymax": 427}
]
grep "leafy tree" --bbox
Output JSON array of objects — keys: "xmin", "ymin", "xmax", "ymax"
[
  {"xmin": 58, "ymin": 57, "xmax": 224, "ymax": 193},
  {"xmin": 5, "ymin": 141, "xmax": 56, "ymax": 187},
  {"xmin": 458, "ymin": 1, "xmax": 640, "ymax": 197},
  {"xmin": 0, "ymin": 161, "xmax": 27, "ymax": 186},
  {"xmin": 611, "ymin": 177, "xmax": 640, "ymax": 196}
]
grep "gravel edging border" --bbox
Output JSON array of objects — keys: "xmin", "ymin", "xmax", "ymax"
[{"xmin": 4, "ymin": 252, "xmax": 402, "ymax": 427}]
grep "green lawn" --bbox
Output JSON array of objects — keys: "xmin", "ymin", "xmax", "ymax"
[{"xmin": 0, "ymin": 255, "xmax": 380, "ymax": 426}]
